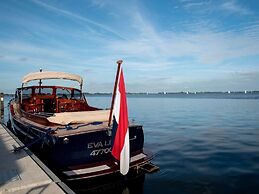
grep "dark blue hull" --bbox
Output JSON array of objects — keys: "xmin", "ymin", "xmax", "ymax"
[
  {"xmin": 11, "ymin": 118, "xmax": 147, "ymax": 174},
  {"xmin": 49, "ymin": 125, "xmax": 144, "ymax": 169}
]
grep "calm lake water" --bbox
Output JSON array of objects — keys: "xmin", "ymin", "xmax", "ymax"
[{"xmin": 3, "ymin": 93, "xmax": 259, "ymax": 194}]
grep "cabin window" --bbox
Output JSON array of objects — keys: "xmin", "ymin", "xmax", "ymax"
[
  {"xmin": 22, "ymin": 88, "xmax": 32, "ymax": 100},
  {"xmin": 35, "ymin": 87, "xmax": 53, "ymax": 95},
  {"xmin": 72, "ymin": 90, "xmax": 82, "ymax": 100},
  {"xmin": 15, "ymin": 90, "xmax": 21, "ymax": 102},
  {"xmin": 56, "ymin": 88, "xmax": 71, "ymax": 99},
  {"xmin": 15, "ymin": 90, "xmax": 18, "ymax": 100}
]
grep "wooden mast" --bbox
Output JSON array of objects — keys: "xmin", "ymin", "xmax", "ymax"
[{"xmin": 108, "ymin": 60, "xmax": 123, "ymax": 126}]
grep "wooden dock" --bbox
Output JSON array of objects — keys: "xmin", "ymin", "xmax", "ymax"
[{"xmin": 0, "ymin": 123, "xmax": 75, "ymax": 194}]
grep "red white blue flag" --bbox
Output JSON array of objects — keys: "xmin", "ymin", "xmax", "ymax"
[{"xmin": 111, "ymin": 67, "xmax": 130, "ymax": 175}]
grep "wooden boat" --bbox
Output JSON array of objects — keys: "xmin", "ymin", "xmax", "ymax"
[{"xmin": 8, "ymin": 69, "xmax": 157, "ymax": 180}]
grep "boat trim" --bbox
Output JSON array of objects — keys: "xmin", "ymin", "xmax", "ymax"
[
  {"xmin": 130, "ymin": 153, "xmax": 146, "ymax": 163},
  {"xmin": 63, "ymin": 165, "xmax": 110, "ymax": 176},
  {"xmin": 63, "ymin": 152, "xmax": 149, "ymax": 178}
]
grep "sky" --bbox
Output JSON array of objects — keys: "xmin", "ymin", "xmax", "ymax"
[{"xmin": 0, "ymin": 0, "xmax": 259, "ymax": 93}]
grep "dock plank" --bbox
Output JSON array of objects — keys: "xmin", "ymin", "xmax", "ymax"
[{"xmin": 0, "ymin": 124, "xmax": 66, "ymax": 194}]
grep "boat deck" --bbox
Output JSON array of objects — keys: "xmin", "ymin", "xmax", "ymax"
[
  {"xmin": 0, "ymin": 123, "xmax": 74, "ymax": 193},
  {"xmin": 17, "ymin": 115, "xmax": 110, "ymax": 137}
]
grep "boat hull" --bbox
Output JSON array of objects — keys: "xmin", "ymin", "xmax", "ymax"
[{"xmin": 10, "ymin": 114, "xmax": 152, "ymax": 179}]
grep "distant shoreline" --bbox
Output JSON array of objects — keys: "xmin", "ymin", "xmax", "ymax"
[
  {"xmin": 86, "ymin": 91, "xmax": 259, "ymax": 95},
  {"xmin": 2, "ymin": 91, "xmax": 259, "ymax": 96}
]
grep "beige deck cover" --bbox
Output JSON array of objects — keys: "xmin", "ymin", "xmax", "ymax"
[
  {"xmin": 22, "ymin": 71, "xmax": 83, "ymax": 85},
  {"xmin": 47, "ymin": 110, "xmax": 110, "ymax": 125}
]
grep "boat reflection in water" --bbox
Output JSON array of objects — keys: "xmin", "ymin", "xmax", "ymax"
[{"xmin": 66, "ymin": 171, "xmax": 146, "ymax": 194}]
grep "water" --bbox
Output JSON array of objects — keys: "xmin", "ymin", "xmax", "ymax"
[{"xmin": 3, "ymin": 94, "xmax": 259, "ymax": 193}]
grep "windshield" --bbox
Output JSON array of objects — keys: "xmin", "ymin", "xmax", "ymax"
[
  {"xmin": 35, "ymin": 87, "xmax": 53, "ymax": 95},
  {"xmin": 56, "ymin": 88, "xmax": 72, "ymax": 99}
]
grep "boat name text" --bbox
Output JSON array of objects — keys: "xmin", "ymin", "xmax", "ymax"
[
  {"xmin": 87, "ymin": 140, "xmax": 111, "ymax": 149},
  {"xmin": 88, "ymin": 140, "xmax": 112, "ymax": 156}
]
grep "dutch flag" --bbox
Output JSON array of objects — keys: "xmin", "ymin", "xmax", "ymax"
[{"xmin": 111, "ymin": 67, "xmax": 130, "ymax": 175}]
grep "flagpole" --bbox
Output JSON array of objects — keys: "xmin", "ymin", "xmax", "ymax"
[{"xmin": 108, "ymin": 60, "xmax": 123, "ymax": 126}]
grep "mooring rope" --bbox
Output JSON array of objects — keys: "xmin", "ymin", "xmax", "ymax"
[{"xmin": 13, "ymin": 127, "xmax": 54, "ymax": 152}]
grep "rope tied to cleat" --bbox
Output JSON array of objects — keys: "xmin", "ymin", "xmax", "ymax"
[{"xmin": 12, "ymin": 128, "xmax": 55, "ymax": 153}]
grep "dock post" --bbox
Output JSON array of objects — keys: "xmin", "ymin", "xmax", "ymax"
[{"xmin": 0, "ymin": 93, "xmax": 3, "ymax": 121}]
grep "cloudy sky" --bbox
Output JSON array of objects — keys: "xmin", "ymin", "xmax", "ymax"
[{"xmin": 0, "ymin": 0, "xmax": 259, "ymax": 93}]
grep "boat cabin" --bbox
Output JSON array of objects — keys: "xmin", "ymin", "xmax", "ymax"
[
  {"xmin": 14, "ymin": 71, "xmax": 100, "ymax": 115},
  {"xmin": 15, "ymin": 86, "xmax": 98, "ymax": 113},
  {"xmin": 10, "ymin": 71, "xmax": 109, "ymax": 126}
]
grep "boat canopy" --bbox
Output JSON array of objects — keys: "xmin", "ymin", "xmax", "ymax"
[{"xmin": 22, "ymin": 71, "xmax": 83, "ymax": 86}]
